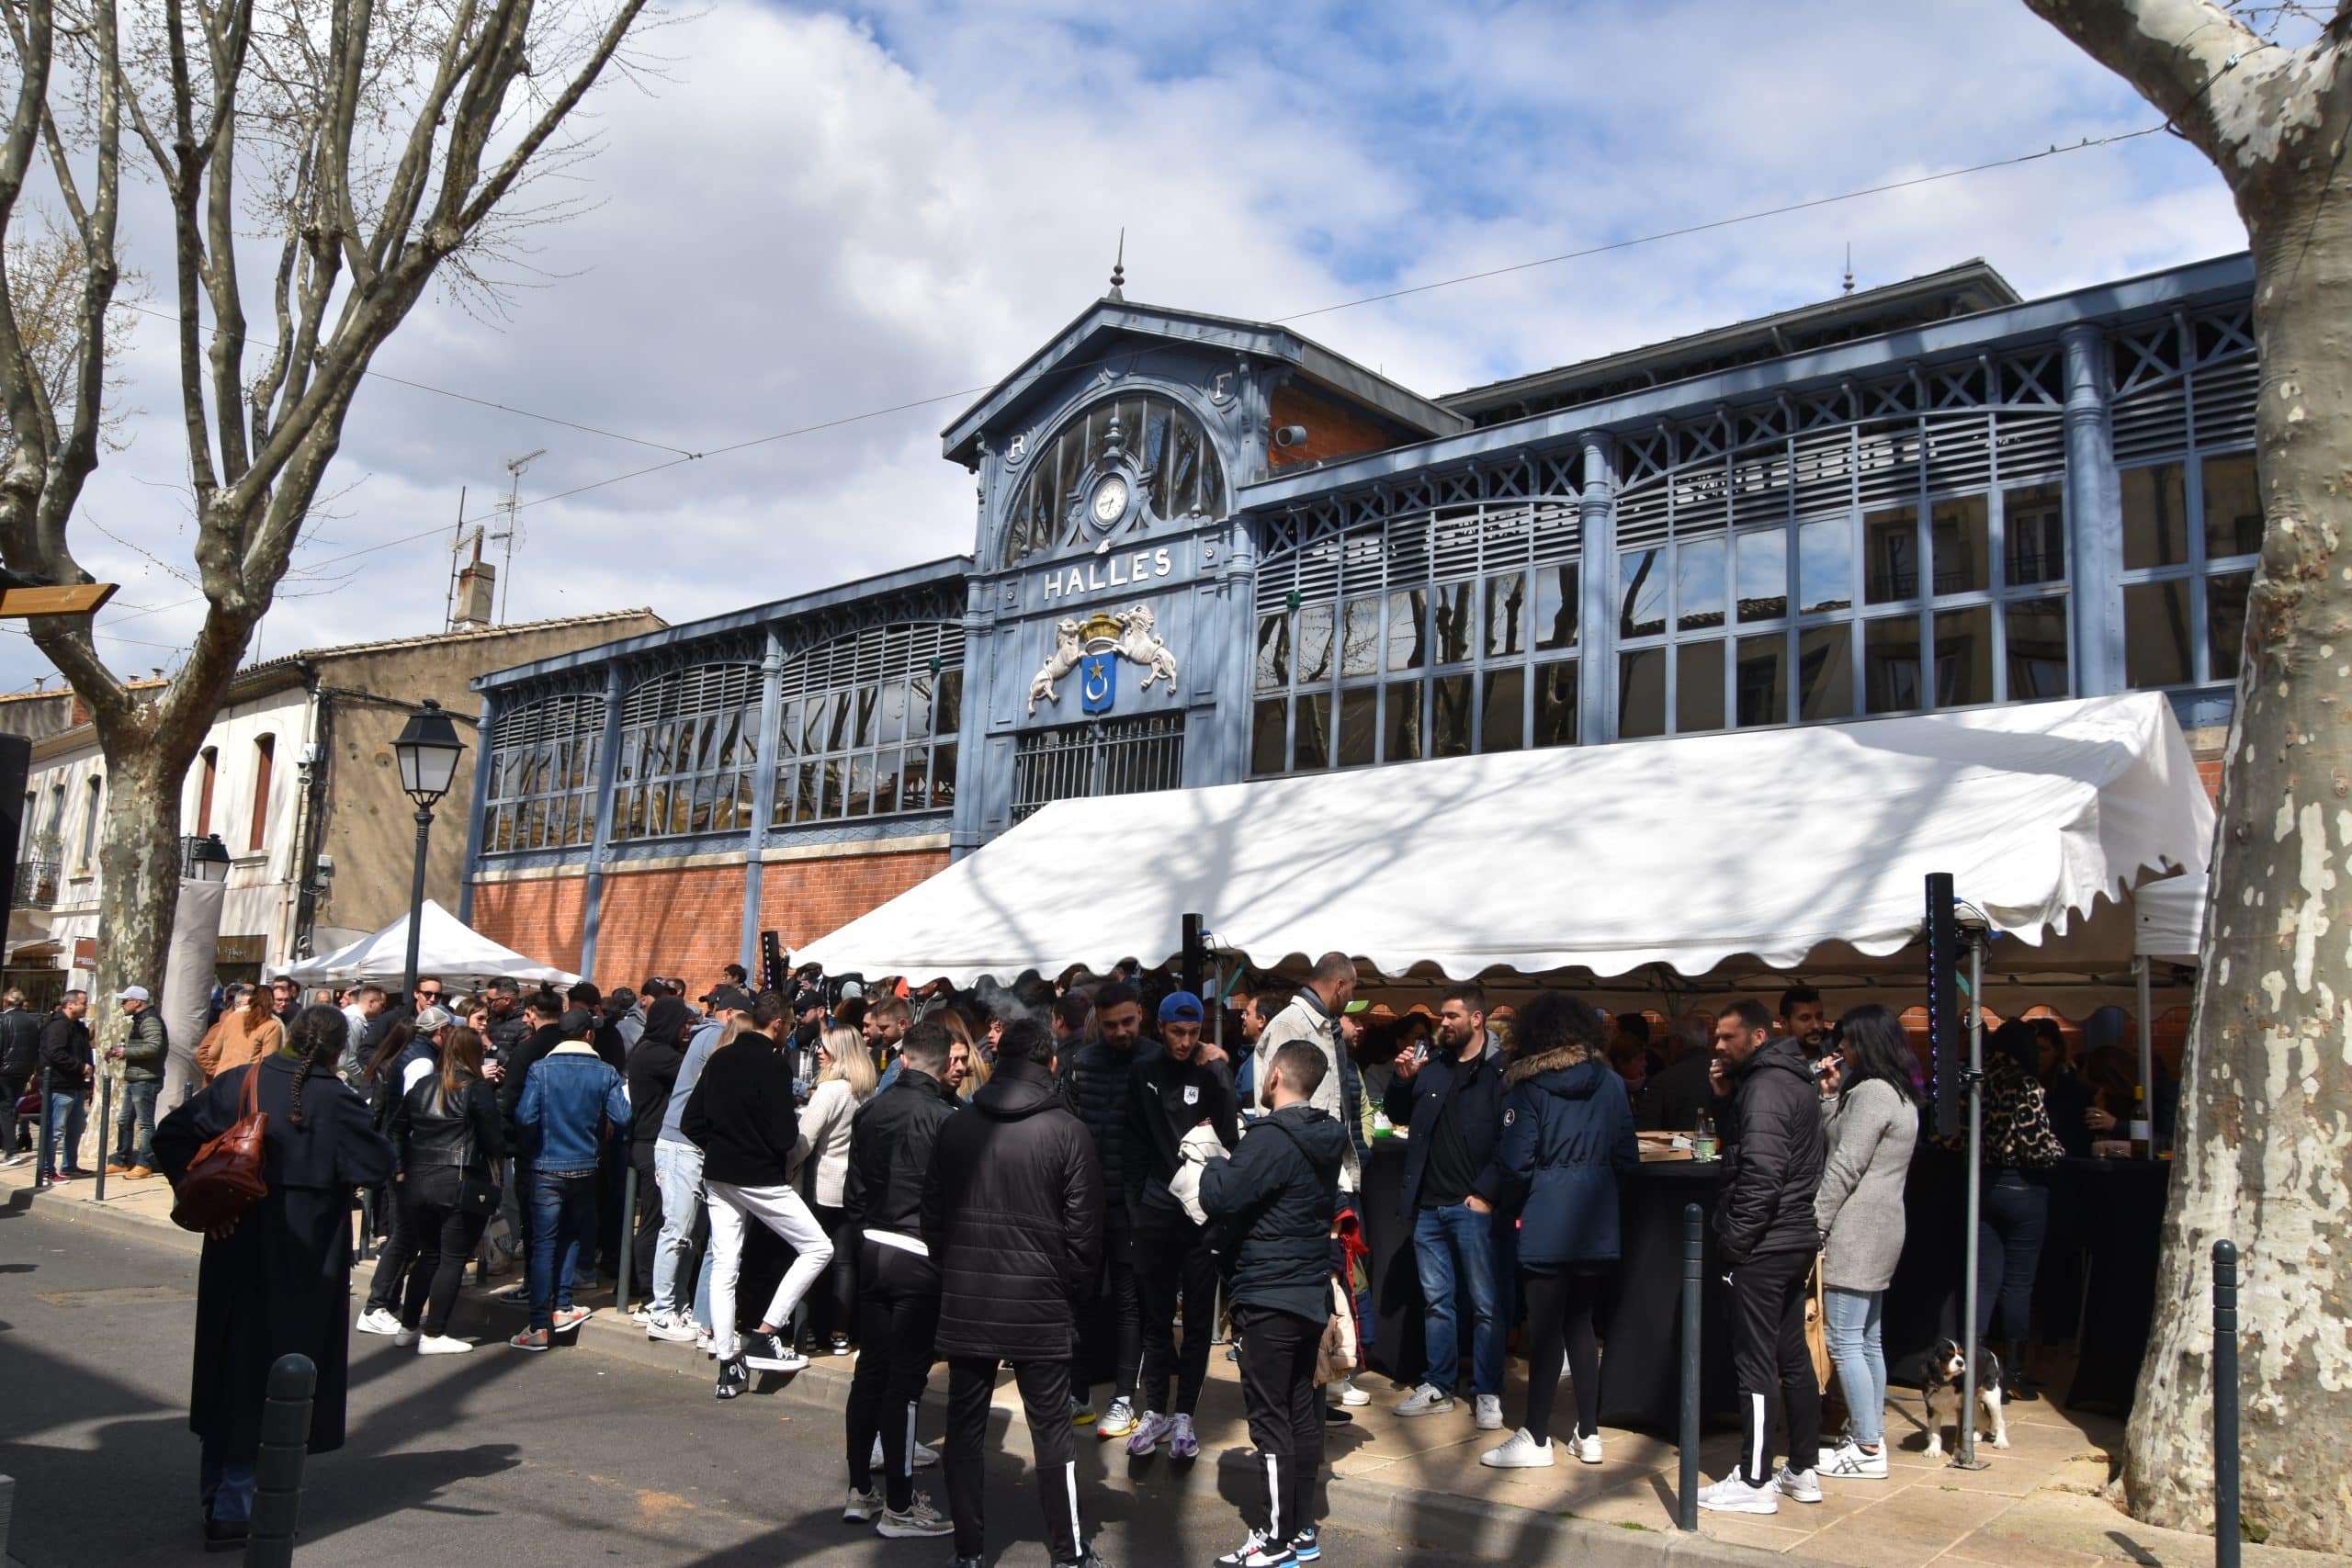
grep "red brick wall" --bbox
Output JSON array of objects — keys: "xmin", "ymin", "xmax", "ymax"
[
  {"xmin": 470, "ymin": 845, "xmax": 950, "ymax": 991},
  {"xmin": 2192, "ymin": 744, "xmax": 2224, "ymax": 803},
  {"xmin": 1267, "ymin": 382, "xmax": 1395, "ymax": 470},
  {"xmin": 472, "ymin": 875, "xmax": 588, "ymax": 975}
]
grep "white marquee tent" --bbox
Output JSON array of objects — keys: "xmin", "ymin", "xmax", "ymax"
[
  {"xmin": 795, "ymin": 693, "xmax": 2214, "ymax": 1008},
  {"xmin": 277, "ymin": 898, "xmax": 579, "ymax": 990}
]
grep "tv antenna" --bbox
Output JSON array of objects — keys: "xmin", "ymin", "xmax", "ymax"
[{"xmin": 496, "ymin": 450, "xmax": 546, "ymax": 624}]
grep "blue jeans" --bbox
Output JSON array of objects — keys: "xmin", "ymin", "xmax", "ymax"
[
  {"xmin": 527, "ymin": 1168, "xmax": 598, "ymax": 1333},
  {"xmin": 199, "ymin": 1442, "xmax": 257, "ymax": 1526},
  {"xmin": 1822, "ymin": 1286, "xmax": 1886, "ymax": 1446},
  {"xmin": 39, "ymin": 1090, "xmax": 84, "ymax": 1179},
  {"xmin": 111, "ymin": 1079, "xmax": 158, "ymax": 1168},
  {"xmin": 650, "ymin": 1140, "xmax": 704, "ymax": 1314},
  {"xmin": 1411, "ymin": 1202, "xmax": 1503, "ymax": 1398}
]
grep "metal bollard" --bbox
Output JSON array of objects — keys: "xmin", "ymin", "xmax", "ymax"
[
  {"xmin": 1679, "ymin": 1201, "xmax": 1702, "ymax": 1531},
  {"xmin": 2213, "ymin": 1240, "xmax": 2240, "ymax": 1568},
  {"xmin": 33, "ymin": 1065, "xmax": 51, "ymax": 1190},
  {"xmin": 616, "ymin": 1159, "xmax": 639, "ymax": 1312},
  {"xmin": 245, "ymin": 1352, "xmax": 317, "ymax": 1568},
  {"xmin": 94, "ymin": 1072, "xmax": 112, "ymax": 1201}
]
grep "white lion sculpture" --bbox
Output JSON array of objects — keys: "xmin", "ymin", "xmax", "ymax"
[
  {"xmin": 1115, "ymin": 604, "xmax": 1180, "ymax": 693},
  {"xmin": 1027, "ymin": 617, "xmax": 1084, "ymax": 714}
]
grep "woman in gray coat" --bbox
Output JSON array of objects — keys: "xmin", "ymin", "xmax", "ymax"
[{"xmin": 1812, "ymin": 1004, "xmax": 1919, "ymax": 1480}]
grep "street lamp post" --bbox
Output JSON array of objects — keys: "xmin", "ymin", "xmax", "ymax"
[
  {"xmin": 187, "ymin": 833, "xmax": 231, "ymax": 883},
  {"xmin": 392, "ymin": 700, "xmax": 467, "ymax": 1005}
]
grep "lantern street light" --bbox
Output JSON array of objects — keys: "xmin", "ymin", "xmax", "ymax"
[
  {"xmin": 391, "ymin": 699, "xmax": 467, "ymax": 1002},
  {"xmin": 187, "ymin": 833, "xmax": 231, "ymax": 883}
]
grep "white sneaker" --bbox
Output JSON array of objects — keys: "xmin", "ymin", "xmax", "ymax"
[
  {"xmin": 628, "ymin": 1304, "xmax": 655, "ymax": 1325},
  {"xmin": 1474, "ymin": 1393, "xmax": 1504, "ymax": 1431},
  {"xmin": 1393, "ymin": 1383, "xmax": 1455, "ymax": 1417},
  {"xmin": 1479, "ymin": 1428, "xmax": 1555, "ymax": 1468},
  {"xmin": 417, "ymin": 1335, "xmax": 474, "ymax": 1355},
  {"xmin": 1330, "ymin": 1373, "xmax": 1370, "ymax": 1407},
  {"xmin": 1569, "ymin": 1429, "xmax": 1604, "ymax": 1464},
  {"xmin": 876, "ymin": 1491, "xmax": 954, "ymax": 1539},
  {"xmin": 870, "ymin": 1435, "xmax": 940, "ymax": 1470},
  {"xmin": 1696, "ymin": 1475, "xmax": 1780, "ymax": 1515},
  {"xmin": 1775, "ymin": 1464, "xmax": 1824, "ymax": 1504},
  {"xmin": 842, "ymin": 1484, "xmax": 880, "ymax": 1523},
  {"xmin": 354, "ymin": 1307, "xmax": 401, "ymax": 1336},
  {"xmin": 1818, "ymin": 1440, "xmax": 1889, "ymax": 1479},
  {"xmin": 646, "ymin": 1311, "xmax": 699, "ymax": 1344},
  {"xmin": 393, "ymin": 1328, "xmax": 419, "ymax": 1348}
]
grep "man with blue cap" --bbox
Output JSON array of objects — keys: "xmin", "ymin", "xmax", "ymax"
[{"xmin": 1120, "ymin": 988, "xmax": 1240, "ymax": 1459}]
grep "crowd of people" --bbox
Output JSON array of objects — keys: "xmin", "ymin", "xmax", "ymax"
[{"xmin": 6, "ymin": 951, "xmax": 2154, "ymax": 1562}]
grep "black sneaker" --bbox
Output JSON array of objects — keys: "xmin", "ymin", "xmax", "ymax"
[
  {"xmin": 743, "ymin": 1331, "xmax": 808, "ymax": 1373},
  {"xmin": 1287, "ymin": 1527, "xmax": 1321, "ymax": 1562},
  {"xmin": 715, "ymin": 1356, "xmax": 749, "ymax": 1400}
]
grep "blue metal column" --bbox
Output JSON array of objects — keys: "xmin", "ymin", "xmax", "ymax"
[
  {"xmin": 457, "ymin": 687, "xmax": 497, "ymax": 927},
  {"xmin": 2062, "ymin": 322, "xmax": 2124, "ymax": 696},
  {"xmin": 1578, "ymin": 432, "xmax": 1618, "ymax": 744},
  {"xmin": 739, "ymin": 632, "xmax": 785, "ymax": 969},
  {"xmin": 577, "ymin": 663, "xmax": 627, "ymax": 983}
]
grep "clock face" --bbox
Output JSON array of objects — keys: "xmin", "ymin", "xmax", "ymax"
[{"xmin": 1091, "ymin": 473, "xmax": 1129, "ymax": 528}]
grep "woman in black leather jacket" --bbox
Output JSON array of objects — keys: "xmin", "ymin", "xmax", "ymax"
[{"xmin": 390, "ymin": 1024, "xmax": 505, "ymax": 1352}]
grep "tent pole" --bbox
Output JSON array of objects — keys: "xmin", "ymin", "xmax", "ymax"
[
  {"xmin": 2134, "ymin": 955, "xmax": 2154, "ymax": 1156},
  {"xmin": 1955, "ymin": 931, "xmax": 1988, "ymax": 1470}
]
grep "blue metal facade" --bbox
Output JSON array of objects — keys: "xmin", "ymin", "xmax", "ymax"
[{"xmin": 467, "ymin": 252, "xmax": 2258, "ymax": 971}]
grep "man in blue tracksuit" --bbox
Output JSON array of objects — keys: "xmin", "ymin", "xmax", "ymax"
[{"xmin": 512, "ymin": 1017, "xmax": 630, "ymax": 1351}]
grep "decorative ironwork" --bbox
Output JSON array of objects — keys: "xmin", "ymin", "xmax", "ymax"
[
  {"xmin": 1012, "ymin": 714, "xmax": 1185, "ymax": 822},
  {"xmin": 14, "ymin": 859, "xmax": 59, "ymax": 910}
]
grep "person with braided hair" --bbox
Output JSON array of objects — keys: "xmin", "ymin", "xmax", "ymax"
[{"xmin": 153, "ymin": 1004, "xmax": 394, "ymax": 1552}]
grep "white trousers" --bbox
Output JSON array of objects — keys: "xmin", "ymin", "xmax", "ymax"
[{"xmin": 703, "ymin": 1179, "xmax": 834, "ymax": 1361}]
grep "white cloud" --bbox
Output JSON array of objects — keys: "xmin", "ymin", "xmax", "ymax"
[{"xmin": 8, "ymin": 0, "xmax": 2248, "ymax": 691}]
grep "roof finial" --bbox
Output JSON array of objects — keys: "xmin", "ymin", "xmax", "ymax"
[
  {"xmin": 1108, "ymin": 227, "xmax": 1126, "ymax": 301},
  {"xmin": 1842, "ymin": 242, "xmax": 1856, "ymax": 296}
]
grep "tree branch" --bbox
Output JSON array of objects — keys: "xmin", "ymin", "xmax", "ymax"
[{"xmin": 2019, "ymin": 0, "xmax": 2271, "ymax": 172}]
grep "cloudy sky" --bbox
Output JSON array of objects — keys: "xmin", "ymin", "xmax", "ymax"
[{"xmin": 6, "ymin": 0, "xmax": 2253, "ymax": 693}]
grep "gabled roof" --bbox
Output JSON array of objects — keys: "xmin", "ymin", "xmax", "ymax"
[{"xmin": 941, "ymin": 296, "xmax": 1468, "ymax": 466}]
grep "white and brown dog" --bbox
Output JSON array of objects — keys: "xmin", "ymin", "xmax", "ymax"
[{"xmin": 1920, "ymin": 1338, "xmax": 2008, "ymax": 1455}]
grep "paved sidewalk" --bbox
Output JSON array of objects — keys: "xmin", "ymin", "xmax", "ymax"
[{"xmin": 6, "ymin": 1158, "xmax": 2333, "ymax": 1568}]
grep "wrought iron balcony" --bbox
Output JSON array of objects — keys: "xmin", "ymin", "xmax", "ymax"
[{"xmin": 14, "ymin": 859, "xmax": 60, "ymax": 910}]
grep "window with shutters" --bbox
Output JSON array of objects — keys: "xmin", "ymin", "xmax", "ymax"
[
  {"xmin": 484, "ymin": 692, "xmax": 605, "ymax": 854},
  {"xmin": 771, "ymin": 623, "xmax": 964, "ymax": 827}
]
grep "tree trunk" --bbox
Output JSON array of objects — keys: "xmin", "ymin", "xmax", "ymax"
[
  {"xmin": 2124, "ymin": 160, "xmax": 2352, "ymax": 1551},
  {"xmin": 85, "ymin": 735, "xmax": 187, "ymax": 1073}
]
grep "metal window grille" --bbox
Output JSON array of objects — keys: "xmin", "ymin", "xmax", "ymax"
[
  {"xmin": 1012, "ymin": 713, "xmax": 1186, "ymax": 822},
  {"xmin": 483, "ymin": 691, "xmax": 605, "ymax": 854},
  {"xmin": 1003, "ymin": 393, "xmax": 1228, "ymax": 569},
  {"xmin": 610, "ymin": 662, "xmax": 762, "ymax": 842},
  {"xmin": 773, "ymin": 622, "xmax": 964, "ymax": 828}
]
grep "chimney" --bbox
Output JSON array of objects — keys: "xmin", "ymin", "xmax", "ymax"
[{"xmin": 452, "ymin": 559, "xmax": 496, "ymax": 630}]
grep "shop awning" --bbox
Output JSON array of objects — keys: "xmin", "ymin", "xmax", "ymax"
[
  {"xmin": 794, "ymin": 693, "xmax": 2215, "ymax": 987},
  {"xmin": 276, "ymin": 899, "xmax": 580, "ymax": 989}
]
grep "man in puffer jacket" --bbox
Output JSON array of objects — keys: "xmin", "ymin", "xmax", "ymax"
[
  {"xmin": 924, "ymin": 1018, "xmax": 1105, "ymax": 1568},
  {"xmin": 1699, "ymin": 998, "xmax": 1827, "ymax": 1516},
  {"xmin": 1055, "ymin": 978, "xmax": 1148, "ymax": 1433}
]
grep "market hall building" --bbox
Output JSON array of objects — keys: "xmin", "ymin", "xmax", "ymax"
[{"xmin": 462, "ymin": 252, "xmax": 2255, "ymax": 988}]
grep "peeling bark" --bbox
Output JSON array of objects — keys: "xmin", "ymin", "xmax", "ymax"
[{"xmin": 2022, "ymin": 0, "xmax": 2352, "ymax": 1550}]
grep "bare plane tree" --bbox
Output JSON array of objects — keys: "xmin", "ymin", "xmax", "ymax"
[
  {"xmin": 0, "ymin": 0, "xmax": 652, "ymax": 1058},
  {"xmin": 2019, "ymin": 0, "xmax": 2350, "ymax": 1550}
]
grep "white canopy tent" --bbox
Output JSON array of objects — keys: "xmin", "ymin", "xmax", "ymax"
[
  {"xmin": 277, "ymin": 898, "xmax": 579, "ymax": 990},
  {"xmin": 795, "ymin": 693, "xmax": 2214, "ymax": 1005}
]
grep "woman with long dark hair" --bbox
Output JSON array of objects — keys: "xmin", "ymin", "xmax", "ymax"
[
  {"xmin": 1973, "ymin": 1019, "xmax": 2066, "ymax": 1399},
  {"xmin": 153, "ymin": 1004, "xmax": 393, "ymax": 1551},
  {"xmin": 391, "ymin": 1024, "xmax": 505, "ymax": 1352},
  {"xmin": 1812, "ymin": 1005, "xmax": 1920, "ymax": 1479},
  {"xmin": 353, "ymin": 1019, "xmax": 426, "ymax": 1332},
  {"xmin": 1480, "ymin": 990, "xmax": 1637, "ymax": 1470}
]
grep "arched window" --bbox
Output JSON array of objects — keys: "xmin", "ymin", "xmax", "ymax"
[
  {"xmin": 249, "ymin": 736, "xmax": 275, "ymax": 852},
  {"xmin": 484, "ymin": 692, "xmax": 605, "ymax": 853},
  {"xmin": 195, "ymin": 746, "xmax": 218, "ymax": 836},
  {"xmin": 1001, "ymin": 393, "xmax": 1227, "ymax": 568},
  {"xmin": 773, "ymin": 623, "xmax": 963, "ymax": 827},
  {"xmin": 613, "ymin": 662, "xmax": 761, "ymax": 841}
]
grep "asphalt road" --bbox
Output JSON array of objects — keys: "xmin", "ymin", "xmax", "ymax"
[{"xmin": 0, "ymin": 1197, "xmax": 1490, "ymax": 1568}]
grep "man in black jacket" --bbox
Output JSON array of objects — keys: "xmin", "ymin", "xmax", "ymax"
[
  {"xmin": 0, "ymin": 987, "xmax": 42, "ymax": 1162},
  {"xmin": 624, "ymin": 998, "xmax": 694, "ymax": 1314},
  {"xmin": 1382, "ymin": 983, "xmax": 1511, "ymax": 1428},
  {"xmin": 36, "ymin": 991, "xmax": 93, "ymax": 1180},
  {"xmin": 1200, "ymin": 1040, "xmax": 1346, "ymax": 1568},
  {"xmin": 1056, "ymin": 977, "xmax": 1148, "ymax": 1435},
  {"xmin": 840, "ymin": 1018, "xmax": 960, "ymax": 1540},
  {"xmin": 1698, "ymin": 998, "xmax": 1827, "ymax": 1516},
  {"xmin": 1122, "ymin": 989, "xmax": 1238, "ymax": 1459},
  {"xmin": 923, "ymin": 1018, "xmax": 1105, "ymax": 1568}
]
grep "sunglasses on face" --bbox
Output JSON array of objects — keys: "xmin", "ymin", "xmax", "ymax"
[{"xmin": 418, "ymin": 989, "xmax": 442, "ymax": 1000}]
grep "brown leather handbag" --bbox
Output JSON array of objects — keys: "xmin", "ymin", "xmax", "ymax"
[{"xmin": 171, "ymin": 1063, "xmax": 270, "ymax": 1233}]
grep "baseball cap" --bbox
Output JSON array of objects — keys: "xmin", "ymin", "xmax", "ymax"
[
  {"xmin": 704, "ymin": 985, "xmax": 752, "ymax": 1014},
  {"xmin": 1343, "ymin": 998, "xmax": 1370, "ymax": 1015},
  {"xmin": 792, "ymin": 987, "xmax": 826, "ymax": 1015},
  {"xmin": 118, "ymin": 986, "xmax": 151, "ymax": 1003},
  {"xmin": 1158, "ymin": 990, "xmax": 1205, "ymax": 1023},
  {"xmin": 413, "ymin": 1005, "xmax": 455, "ymax": 1032},
  {"xmin": 838, "ymin": 980, "xmax": 865, "ymax": 1000}
]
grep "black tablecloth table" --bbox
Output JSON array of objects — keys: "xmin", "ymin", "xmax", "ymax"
[{"xmin": 1595, "ymin": 1161, "xmax": 1737, "ymax": 1434}]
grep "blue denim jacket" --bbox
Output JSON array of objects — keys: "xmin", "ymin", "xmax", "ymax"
[{"xmin": 515, "ymin": 1042, "xmax": 631, "ymax": 1174}]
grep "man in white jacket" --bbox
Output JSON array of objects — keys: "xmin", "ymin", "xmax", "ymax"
[{"xmin": 1250, "ymin": 953, "xmax": 1359, "ymax": 1194}]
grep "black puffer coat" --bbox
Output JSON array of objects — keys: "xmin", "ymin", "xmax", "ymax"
[
  {"xmin": 924, "ymin": 1055, "xmax": 1102, "ymax": 1362},
  {"xmin": 1714, "ymin": 1035, "xmax": 1826, "ymax": 1264},
  {"xmin": 1057, "ymin": 1037, "xmax": 1148, "ymax": 1230},
  {"xmin": 845, "ymin": 1066, "xmax": 961, "ymax": 1239},
  {"xmin": 1198, "ymin": 1103, "xmax": 1346, "ymax": 1322}
]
